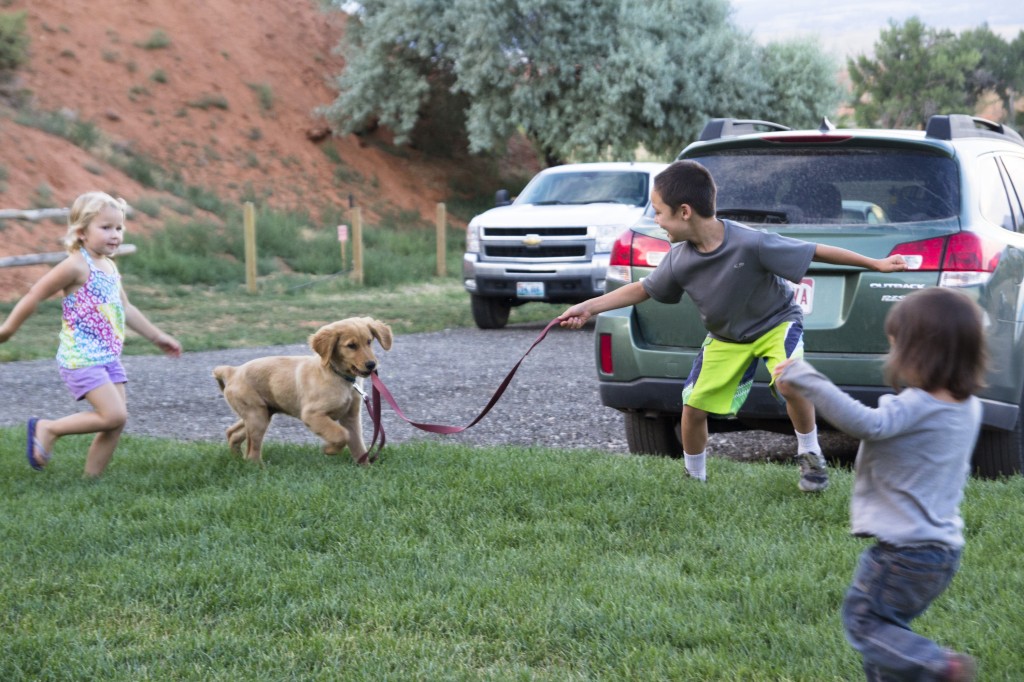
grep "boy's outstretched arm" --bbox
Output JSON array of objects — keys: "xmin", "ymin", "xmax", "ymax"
[
  {"xmin": 558, "ymin": 281, "xmax": 650, "ymax": 329},
  {"xmin": 813, "ymin": 244, "xmax": 907, "ymax": 272}
]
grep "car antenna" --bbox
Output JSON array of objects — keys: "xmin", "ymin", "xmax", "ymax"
[{"xmin": 818, "ymin": 117, "xmax": 836, "ymax": 133}]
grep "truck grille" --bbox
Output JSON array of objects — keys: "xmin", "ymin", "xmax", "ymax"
[
  {"xmin": 485, "ymin": 245, "xmax": 587, "ymax": 258},
  {"xmin": 483, "ymin": 227, "xmax": 588, "ymax": 237}
]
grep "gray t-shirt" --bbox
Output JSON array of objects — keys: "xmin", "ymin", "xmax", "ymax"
[
  {"xmin": 641, "ymin": 220, "xmax": 815, "ymax": 342},
  {"xmin": 780, "ymin": 359, "xmax": 981, "ymax": 549}
]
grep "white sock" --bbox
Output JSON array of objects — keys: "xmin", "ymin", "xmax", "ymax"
[
  {"xmin": 795, "ymin": 428, "xmax": 820, "ymax": 454},
  {"xmin": 684, "ymin": 451, "xmax": 706, "ymax": 481}
]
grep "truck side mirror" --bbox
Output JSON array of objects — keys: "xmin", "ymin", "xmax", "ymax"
[{"xmin": 495, "ymin": 189, "xmax": 511, "ymax": 207}]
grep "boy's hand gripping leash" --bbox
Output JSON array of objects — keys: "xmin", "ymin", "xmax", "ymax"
[{"xmin": 357, "ymin": 317, "xmax": 562, "ymax": 463}]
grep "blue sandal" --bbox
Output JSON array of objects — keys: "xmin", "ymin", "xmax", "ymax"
[{"xmin": 26, "ymin": 417, "xmax": 52, "ymax": 471}]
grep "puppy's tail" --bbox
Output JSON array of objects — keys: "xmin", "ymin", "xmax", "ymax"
[{"xmin": 212, "ymin": 365, "xmax": 235, "ymax": 392}]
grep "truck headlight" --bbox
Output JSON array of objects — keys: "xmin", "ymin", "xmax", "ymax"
[
  {"xmin": 591, "ymin": 224, "xmax": 622, "ymax": 253},
  {"xmin": 466, "ymin": 223, "xmax": 481, "ymax": 253}
]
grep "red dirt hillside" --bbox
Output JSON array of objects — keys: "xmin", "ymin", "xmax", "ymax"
[{"xmin": 0, "ymin": 0, "xmax": 538, "ymax": 298}]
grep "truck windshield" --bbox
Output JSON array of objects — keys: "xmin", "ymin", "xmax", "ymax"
[
  {"xmin": 689, "ymin": 148, "xmax": 960, "ymax": 225},
  {"xmin": 517, "ymin": 171, "xmax": 650, "ymax": 207}
]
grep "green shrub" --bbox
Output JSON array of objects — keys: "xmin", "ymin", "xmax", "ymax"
[
  {"xmin": 124, "ymin": 219, "xmax": 244, "ymax": 285},
  {"xmin": 14, "ymin": 109, "xmax": 100, "ymax": 149},
  {"xmin": 187, "ymin": 93, "xmax": 229, "ymax": 110},
  {"xmin": 0, "ymin": 11, "xmax": 28, "ymax": 73},
  {"xmin": 30, "ymin": 183, "xmax": 54, "ymax": 209},
  {"xmin": 108, "ymin": 148, "xmax": 159, "ymax": 188},
  {"xmin": 136, "ymin": 28, "xmax": 170, "ymax": 50},
  {"xmin": 131, "ymin": 196, "xmax": 161, "ymax": 218},
  {"xmin": 247, "ymin": 82, "xmax": 274, "ymax": 113}
]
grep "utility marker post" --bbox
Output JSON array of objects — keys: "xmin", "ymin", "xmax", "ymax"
[
  {"xmin": 337, "ymin": 224, "xmax": 348, "ymax": 271},
  {"xmin": 243, "ymin": 202, "xmax": 257, "ymax": 294},
  {"xmin": 351, "ymin": 206, "xmax": 364, "ymax": 285},
  {"xmin": 436, "ymin": 202, "xmax": 447, "ymax": 277}
]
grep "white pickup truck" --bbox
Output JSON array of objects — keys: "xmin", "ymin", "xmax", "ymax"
[{"xmin": 462, "ymin": 162, "xmax": 668, "ymax": 329}]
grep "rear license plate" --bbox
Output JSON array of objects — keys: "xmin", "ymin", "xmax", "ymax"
[
  {"xmin": 517, "ymin": 281, "xmax": 545, "ymax": 298},
  {"xmin": 793, "ymin": 277, "xmax": 814, "ymax": 314}
]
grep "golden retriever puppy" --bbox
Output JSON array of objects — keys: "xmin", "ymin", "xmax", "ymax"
[{"xmin": 212, "ymin": 317, "xmax": 392, "ymax": 464}]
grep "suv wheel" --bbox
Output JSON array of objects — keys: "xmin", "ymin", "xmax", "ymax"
[
  {"xmin": 973, "ymin": 390, "xmax": 1024, "ymax": 478},
  {"xmin": 470, "ymin": 294, "xmax": 511, "ymax": 329},
  {"xmin": 624, "ymin": 412, "xmax": 683, "ymax": 458}
]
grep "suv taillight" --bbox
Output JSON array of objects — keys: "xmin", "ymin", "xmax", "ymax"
[
  {"xmin": 607, "ymin": 231, "xmax": 672, "ymax": 284},
  {"xmin": 890, "ymin": 232, "xmax": 1002, "ymax": 286}
]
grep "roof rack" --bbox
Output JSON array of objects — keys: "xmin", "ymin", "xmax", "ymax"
[
  {"xmin": 698, "ymin": 118, "xmax": 790, "ymax": 141},
  {"xmin": 925, "ymin": 114, "xmax": 1024, "ymax": 144}
]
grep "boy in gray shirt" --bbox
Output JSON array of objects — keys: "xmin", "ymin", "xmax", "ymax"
[
  {"xmin": 559, "ymin": 160, "xmax": 907, "ymax": 488},
  {"xmin": 775, "ymin": 287, "xmax": 985, "ymax": 681}
]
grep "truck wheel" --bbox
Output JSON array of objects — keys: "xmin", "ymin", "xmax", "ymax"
[
  {"xmin": 972, "ymin": 392, "xmax": 1024, "ymax": 478},
  {"xmin": 471, "ymin": 295, "xmax": 511, "ymax": 329},
  {"xmin": 624, "ymin": 412, "xmax": 683, "ymax": 458}
]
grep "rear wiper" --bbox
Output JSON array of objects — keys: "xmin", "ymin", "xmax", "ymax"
[
  {"xmin": 532, "ymin": 199, "xmax": 632, "ymax": 206},
  {"xmin": 717, "ymin": 208, "xmax": 791, "ymax": 224}
]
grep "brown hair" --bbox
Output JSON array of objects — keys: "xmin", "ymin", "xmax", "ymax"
[
  {"xmin": 884, "ymin": 288, "xmax": 987, "ymax": 400},
  {"xmin": 653, "ymin": 160, "xmax": 717, "ymax": 218}
]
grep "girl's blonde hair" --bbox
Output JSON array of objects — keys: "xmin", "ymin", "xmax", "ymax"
[
  {"xmin": 63, "ymin": 191, "xmax": 127, "ymax": 253},
  {"xmin": 884, "ymin": 287, "xmax": 987, "ymax": 400}
]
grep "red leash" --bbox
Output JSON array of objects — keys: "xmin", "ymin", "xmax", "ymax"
[{"xmin": 358, "ymin": 317, "xmax": 562, "ymax": 463}]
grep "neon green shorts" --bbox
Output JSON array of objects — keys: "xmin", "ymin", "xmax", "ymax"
[{"xmin": 681, "ymin": 320, "xmax": 804, "ymax": 416}]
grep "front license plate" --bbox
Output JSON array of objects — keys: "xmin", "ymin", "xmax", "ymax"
[
  {"xmin": 517, "ymin": 281, "xmax": 545, "ymax": 298},
  {"xmin": 793, "ymin": 277, "xmax": 814, "ymax": 314}
]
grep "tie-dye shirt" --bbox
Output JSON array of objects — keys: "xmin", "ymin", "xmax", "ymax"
[{"xmin": 56, "ymin": 248, "xmax": 125, "ymax": 369}]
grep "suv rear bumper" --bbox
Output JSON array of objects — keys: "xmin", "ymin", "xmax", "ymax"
[
  {"xmin": 599, "ymin": 377, "xmax": 1019, "ymax": 432},
  {"xmin": 595, "ymin": 308, "xmax": 1021, "ymax": 433},
  {"xmin": 463, "ymin": 253, "xmax": 609, "ymax": 302}
]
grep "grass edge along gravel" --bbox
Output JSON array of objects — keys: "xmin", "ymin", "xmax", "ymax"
[
  {"xmin": 0, "ymin": 279, "xmax": 567, "ymax": 362},
  {"xmin": 2, "ymin": 430, "xmax": 1023, "ymax": 681}
]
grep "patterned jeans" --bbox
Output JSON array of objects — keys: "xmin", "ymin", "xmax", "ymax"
[{"xmin": 841, "ymin": 542, "xmax": 962, "ymax": 681}]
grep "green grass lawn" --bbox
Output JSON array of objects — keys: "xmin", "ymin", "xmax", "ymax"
[{"xmin": 2, "ymin": 430, "xmax": 1022, "ymax": 681}]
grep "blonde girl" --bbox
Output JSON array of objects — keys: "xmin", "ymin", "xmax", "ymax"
[{"xmin": 0, "ymin": 191, "xmax": 181, "ymax": 477}]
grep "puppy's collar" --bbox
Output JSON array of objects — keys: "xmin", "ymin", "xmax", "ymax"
[{"xmin": 328, "ymin": 362, "xmax": 357, "ymax": 383}]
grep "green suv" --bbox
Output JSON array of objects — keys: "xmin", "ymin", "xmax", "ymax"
[{"xmin": 595, "ymin": 114, "xmax": 1024, "ymax": 477}]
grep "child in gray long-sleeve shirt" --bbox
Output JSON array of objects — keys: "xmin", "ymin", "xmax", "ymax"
[{"xmin": 775, "ymin": 288, "xmax": 986, "ymax": 682}]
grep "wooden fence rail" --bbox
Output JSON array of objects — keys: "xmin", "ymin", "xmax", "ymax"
[
  {"xmin": 0, "ymin": 206, "xmax": 136, "ymax": 222},
  {"xmin": 0, "ymin": 208, "xmax": 70, "ymax": 221},
  {"xmin": 0, "ymin": 244, "xmax": 137, "ymax": 269}
]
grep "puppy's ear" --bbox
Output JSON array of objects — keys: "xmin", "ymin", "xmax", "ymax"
[
  {"xmin": 370, "ymin": 319, "xmax": 393, "ymax": 351},
  {"xmin": 309, "ymin": 326, "xmax": 337, "ymax": 366}
]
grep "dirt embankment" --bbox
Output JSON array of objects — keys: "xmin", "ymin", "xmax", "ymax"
[{"xmin": 0, "ymin": 0, "xmax": 540, "ymax": 299}]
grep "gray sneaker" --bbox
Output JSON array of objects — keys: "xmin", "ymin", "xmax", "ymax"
[{"xmin": 796, "ymin": 451, "xmax": 829, "ymax": 492}]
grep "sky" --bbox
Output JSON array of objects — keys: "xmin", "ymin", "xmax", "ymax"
[{"xmin": 728, "ymin": 1, "xmax": 1024, "ymax": 59}]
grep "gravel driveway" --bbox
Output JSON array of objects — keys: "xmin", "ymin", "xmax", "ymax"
[{"xmin": 0, "ymin": 321, "xmax": 852, "ymax": 461}]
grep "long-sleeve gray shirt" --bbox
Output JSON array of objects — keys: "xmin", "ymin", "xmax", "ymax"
[{"xmin": 779, "ymin": 360, "xmax": 981, "ymax": 548}]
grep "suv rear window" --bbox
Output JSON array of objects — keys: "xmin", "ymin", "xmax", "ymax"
[{"xmin": 688, "ymin": 149, "xmax": 960, "ymax": 226}]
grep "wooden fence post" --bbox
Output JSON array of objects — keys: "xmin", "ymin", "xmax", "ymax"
[
  {"xmin": 436, "ymin": 202, "xmax": 447, "ymax": 277},
  {"xmin": 243, "ymin": 202, "xmax": 257, "ymax": 294},
  {"xmin": 351, "ymin": 206, "xmax": 363, "ymax": 285}
]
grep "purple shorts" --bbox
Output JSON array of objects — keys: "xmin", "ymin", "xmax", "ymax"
[{"xmin": 59, "ymin": 360, "xmax": 128, "ymax": 401}]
